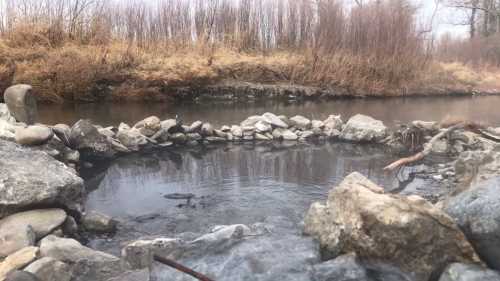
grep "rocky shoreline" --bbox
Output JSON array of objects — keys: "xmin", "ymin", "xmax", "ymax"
[{"xmin": 2, "ymin": 83, "xmax": 500, "ymax": 281}]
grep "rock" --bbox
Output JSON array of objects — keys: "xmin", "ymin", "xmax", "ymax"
[
  {"xmin": 431, "ymin": 137, "xmax": 448, "ymax": 154},
  {"xmin": 3, "ymin": 85, "xmax": 38, "ymax": 125},
  {"xmin": 81, "ymin": 211, "xmax": 117, "ymax": 234},
  {"xmin": 312, "ymin": 253, "xmax": 370, "ymax": 281},
  {"xmin": 439, "ymin": 263, "xmax": 500, "ymax": 281},
  {"xmin": 214, "ymin": 129, "xmax": 228, "ymax": 139},
  {"xmin": 169, "ymin": 133, "xmax": 187, "ymax": 144},
  {"xmin": 62, "ymin": 216, "xmax": 78, "ymax": 237},
  {"xmin": 289, "ymin": 115, "xmax": 311, "ymax": 130},
  {"xmin": 97, "ymin": 127, "xmax": 115, "ymax": 138},
  {"xmin": 187, "ymin": 121, "xmax": 202, "ymax": 133},
  {"xmin": 39, "ymin": 236, "xmax": 120, "ymax": 281},
  {"xmin": 133, "ymin": 116, "xmax": 161, "ymax": 137},
  {"xmin": 262, "ymin": 112, "xmax": 288, "ymax": 128},
  {"xmin": 201, "ymin": 123, "xmax": 214, "ymax": 136},
  {"xmin": 106, "ymin": 269, "xmax": 149, "ymax": 281},
  {"xmin": 186, "ymin": 133, "xmax": 202, "ymax": 141},
  {"xmin": 412, "ymin": 120, "xmax": 439, "ymax": 132},
  {"xmin": 118, "ymin": 123, "xmax": 130, "ymax": 132},
  {"xmin": 0, "ymin": 140, "xmax": 84, "ymax": 218},
  {"xmin": 69, "ymin": 120, "xmax": 116, "ymax": 160},
  {"xmin": 311, "ymin": 120, "xmax": 325, "ymax": 129},
  {"xmin": 220, "ymin": 125, "xmax": 231, "ymax": 132},
  {"xmin": 116, "ymin": 128, "xmax": 148, "ymax": 151},
  {"xmin": 0, "ymin": 104, "xmax": 15, "ymax": 124},
  {"xmin": 0, "ymin": 119, "xmax": 16, "ymax": 141},
  {"xmin": 160, "ymin": 119, "xmax": 177, "ymax": 133},
  {"xmin": 299, "ymin": 130, "xmax": 314, "ymax": 140},
  {"xmin": 0, "ymin": 209, "xmax": 66, "ymax": 256},
  {"xmin": 0, "ymin": 225, "xmax": 35, "ymax": 258},
  {"xmin": 0, "ymin": 247, "xmax": 39, "ymax": 280},
  {"xmin": 240, "ymin": 116, "xmax": 265, "ymax": 127},
  {"xmin": 254, "ymin": 121, "xmax": 272, "ymax": 133},
  {"xmin": 324, "ymin": 115, "xmax": 343, "ymax": 131},
  {"xmin": 52, "ymin": 124, "xmax": 71, "ymax": 146},
  {"xmin": 15, "ymin": 126, "xmax": 53, "ymax": 146},
  {"xmin": 444, "ymin": 177, "xmax": 500, "ymax": 270},
  {"xmin": 340, "ymin": 114, "xmax": 387, "ymax": 142},
  {"xmin": 255, "ymin": 133, "xmax": 270, "ymax": 140},
  {"xmin": 454, "ymin": 150, "xmax": 495, "ymax": 191},
  {"xmin": 24, "ymin": 257, "xmax": 71, "ymax": 281},
  {"xmin": 230, "ymin": 125, "xmax": 243, "ymax": 138},
  {"xmin": 4, "ymin": 271, "xmax": 39, "ymax": 281},
  {"xmin": 282, "ymin": 130, "xmax": 298, "ymax": 141},
  {"xmin": 304, "ymin": 172, "xmax": 480, "ymax": 281}
]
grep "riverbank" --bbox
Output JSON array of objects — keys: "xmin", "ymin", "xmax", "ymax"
[
  {"xmin": 3, "ymin": 85, "xmax": 500, "ymax": 280},
  {"xmin": 1, "ymin": 42, "xmax": 500, "ymax": 103}
]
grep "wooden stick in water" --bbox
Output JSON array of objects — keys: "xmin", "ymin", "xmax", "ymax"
[{"xmin": 153, "ymin": 255, "xmax": 215, "ymax": 281}]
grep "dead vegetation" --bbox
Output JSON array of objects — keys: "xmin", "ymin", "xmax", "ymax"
[{"xmin": 0, "ymin": 0, "xmax": 498, "ymax": 102}]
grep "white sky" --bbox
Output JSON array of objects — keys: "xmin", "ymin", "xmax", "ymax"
[{"xmin": 416, "ymin": 0, "xmax": 469, "ymax": 38}]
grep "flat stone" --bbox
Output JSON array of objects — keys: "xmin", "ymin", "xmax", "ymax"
[
  {"xmin": 240, "ymin": 116, "xmax": 265, "ymax": 127},
  {"xmin": 254, "ymin": 121, "xmax": 271, "ymax": 133},
  {"xmin": 340, "ymin": 114, "xmax": 387, "ymax": 142},
  {"xmin": 24, "ymin": 257, "xmax": 71, "ymax": 281},
  {"xmin": 439, "ymin": 263, "xmax": 500, "ymax": 281},
  {"xmin": 311, "ymin": 120, "xmax": 325, "ymax": 129},
  {"xmin": 262, "ymin": 112, "xmax": 288, "ymax": 128},
  {"xmin": 0, "ymin": 225, "xmax": 35, "ymax": 258},
  {"xmin": 0, "ymin": 247, "xmax": 39, "ymax": 280},
  {"xmin": 134, "ymin": 116, "xmax": 160, "ymax": 137},
  {"xmin": 15, "ymin": 126, "xmax": 53, "ymax": 146},
  {"xmin": 4, "ymin": 271, "xmax": 39, "ymax": 281},
  {"xmin": 282, "ymin": 130, "xmax": 298, "ymax": 141}
]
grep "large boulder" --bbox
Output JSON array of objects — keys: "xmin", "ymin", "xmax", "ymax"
[
  {"xmin": 133, "ymin": 116, "xmax": 161, "ymax": 137},
  {"xmin": 15, "ymin": 126, "xmax": 53, "ymax": 146},
  {"xmin": 304, "ymin": 172, "xmax": 480, "ymax": 281},
  {"xmin": 3, "ymin": 85, "xmax": 38, "ymax": 125},
  {"xmin": 340, "ymin": 114, "xmax": 387, "ymax": 142},
  {"xmin": 0, "ymin": 209, "xmax": 66, "ymax": 257},
  {"xmin": 444, "ymin": 176, "xmax": 500, "ymax": 270},
  {"xmin": 0, "ymin": 140, "xmax": 84, "ymax": 218},
  {"xmin": 439, "ymin": 263, "xmax": 500, "ymax": 281},
  {"xmin": 69, "ymin": 119, "xmax": 116, "ymax": 160},
  {"xmin": 262, "ymin": 112, "xmax": 288, "ymax": 128},
  {"xmin": 39, "ymin": 235, "xmax": 121, "ymax": 281}
]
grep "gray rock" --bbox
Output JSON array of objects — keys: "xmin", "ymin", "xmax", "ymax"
[
  {"xmin": 230, "ymin": 125, "xmax": 243, "ymax": 138},
  {"xmin": 52, "ymin": 124, "xmax": 71, "ymax": 146},
  {"xmin": 0, "ymin": 119, "xmax": 17, "ymax": 141},
  {"xmin": 0, "ymin": 224, "xmax": 35, "ymax": 258},
  {"xmin": 4, "ymin": 85, "xmax": 38, "ymax": 125},
  {"xmin": 214, "ymin": 129, "xmax": 228, "ymax": 139},
  {"xmin": 106, "ymin": 269, "xmax": 149, "ymax": 281},
  {"xmin": 97, "ymin": 127, "xmax": 115, "ymax": 138},
  {"xmin": 439, "ymin": 263, "xmax": 500, "ymax": 281},
  {"xmin": 62, "ymin": 216, "xmax": 78, "ymax": 237},
  {"xmin": 5, "ymin": 271, "xmax": 40, "ymax": 281},
  {"xmin": 187, "ymin": 121, "xmax": 203, "ymax": 133},
  {"xmin": 24, "ymin": 257, "xmax": 71, "ymax": 281},
  {"xmin": 311, "ymin": 120, "xmax": 325, "ymax": 129},
  {"xmin": 282, "ymin": 130, "xmax": 298, "ymax": 141},
  {"xmin": 0, "ymin": 140, "xmax": 84, "ymax": 218},
  {"xmin": 220, "ymin": 125, "xmax": 231, "ymax": 132},
  {"xmin": 340, "ymin": 114, "xmax": 387, "ymax": 142},
  {"xmin": 0, "ymin": 104, "xmax": 15, "ymax": 123},
  {"xmin": 69, "ymin": 120, "xmax": 116, "ymax": 160},
  {"xmin": 40, "ymin": 235, "xmax": 120, "ymax": 281},
  {"xmin": 255, "ymin": 121, "xmax": 272, "ymax": 133},
  {"xmin": 255, "ymin": 133, "xmax": 270, "ymax": 140},
  {"xmin": 262, "ymin": 113, "xmax": 288, "ymax": 128},
  {"xmin": 186, "ymin": 133, "xmax": 202, "ymax": 141},
  {"xmin": 0, "ymin": 209, "xmax": 66, "ymax": 253},
  {"xmin": 15, "ymin": 126, "xmax": 53, "ymax": 146},
  {"xmin": 313, "ymin": 253, "xmax": 370, "ymax": 281},
  {"xmin": 299, "ymin": 130, "xmax": 314, "ymax": 140},
  {"xmin": 304, "ymin": 172, "xmax": 480, "ymax": 281},
  {"xmin": 160, "ymin": 119, "xmax": 177, "ymax": 133},
  {"xmin": 324, "ymin": 115, "xmax": 343, "ymax": 131},
  {"xmin": 289, "ymin": 115, "xmax": 311, "ymax": 130},
  {"xmin": 431, "ymin": 137, "xmax": 448, "ymax": 154},
  {"xmin": 81, "ymin": 211, "xmax": 117, "ymax": 234},
  {"xmin": 116, "ymin": 128, "xmax": 148, "ymax": 151},
  {"xmin": 201, "ymin": 123, "xmax": 214, "ymax": 136},
  {"xmin": 0, "ymin": 247, "xmax": 39, "ymax": 280},
  {"xmin": 133, "ymin": 116, "xmax": 161, "ymax": 137},
  {"xmin": 240, "ymin": 116, "xmax": 265, "ymax": 127},
  {"xmin": 169, "ymin": 133, "xmax": 187, "ymax": 144},
  {"xmin": 445, "ymin": 177, "xmax": 500, "ymax": 270}
]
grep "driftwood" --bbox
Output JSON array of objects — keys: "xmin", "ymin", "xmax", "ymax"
[
  {"xmin": 384, "ymin": 124, "xmax": 464, "ymax": 171},
  {"xmin": 154, "ymin": 255, "xmax": 215, "ymax": 281}
]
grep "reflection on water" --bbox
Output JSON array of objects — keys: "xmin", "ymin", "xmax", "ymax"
[
  {"xmin": 84, "ymin": 142, "xmax": 439, "ymax": 253},
  {"xmin": 40, "ymin": 95, "xmax": 500, "ymax": 127}
]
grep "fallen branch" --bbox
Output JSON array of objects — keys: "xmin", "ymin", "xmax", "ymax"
[
  {"xmin": 153, "ymin": 255, "xmax": 215, "ymax": 281},
  {"xmin": 384, "ymin": 124, "xmax": 463, "ymax": 171}
]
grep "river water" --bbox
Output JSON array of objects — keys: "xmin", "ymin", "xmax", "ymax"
[{"xmin": 43, "ymin": 96, "xmax": 497, "ymax": 280}]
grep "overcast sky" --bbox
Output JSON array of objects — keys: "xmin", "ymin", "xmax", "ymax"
[{"xmin": 416, "ymin": 0, "xmax": 469, "ymax": 38}]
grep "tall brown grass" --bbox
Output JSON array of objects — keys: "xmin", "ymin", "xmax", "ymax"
[{"xmin": 0, "ymin": 0, "xmax": 433, "ymax": 102}]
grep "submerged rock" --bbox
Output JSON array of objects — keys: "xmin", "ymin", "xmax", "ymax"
[
  {"xmin": 439, "ymin": 263, "xmax": 500, "ymax": 281},
  {"xmin": 304, "ymin": 172, "xmax": 480, "ymax": 281},
  {"xmin": 3, "ymin": 85, "xmax": 38, "ymax": 125},
  {"xmin": 81, "ymin": 211, "xmax": 117, "ymax": 234},
  {"xmin": 445, "ymin": 176, "xmax": 500, "ymax": 270},
  {"xmin": 340, "ymin": 114, "xmax": 387, "ymax": 142},
  {"xmin": 0, "ymin": 140, "xmax": 84, "ymax": 218},
  {"xmin": 15, "ymin": 126, "xmax": 53, "ymax": 146}
]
